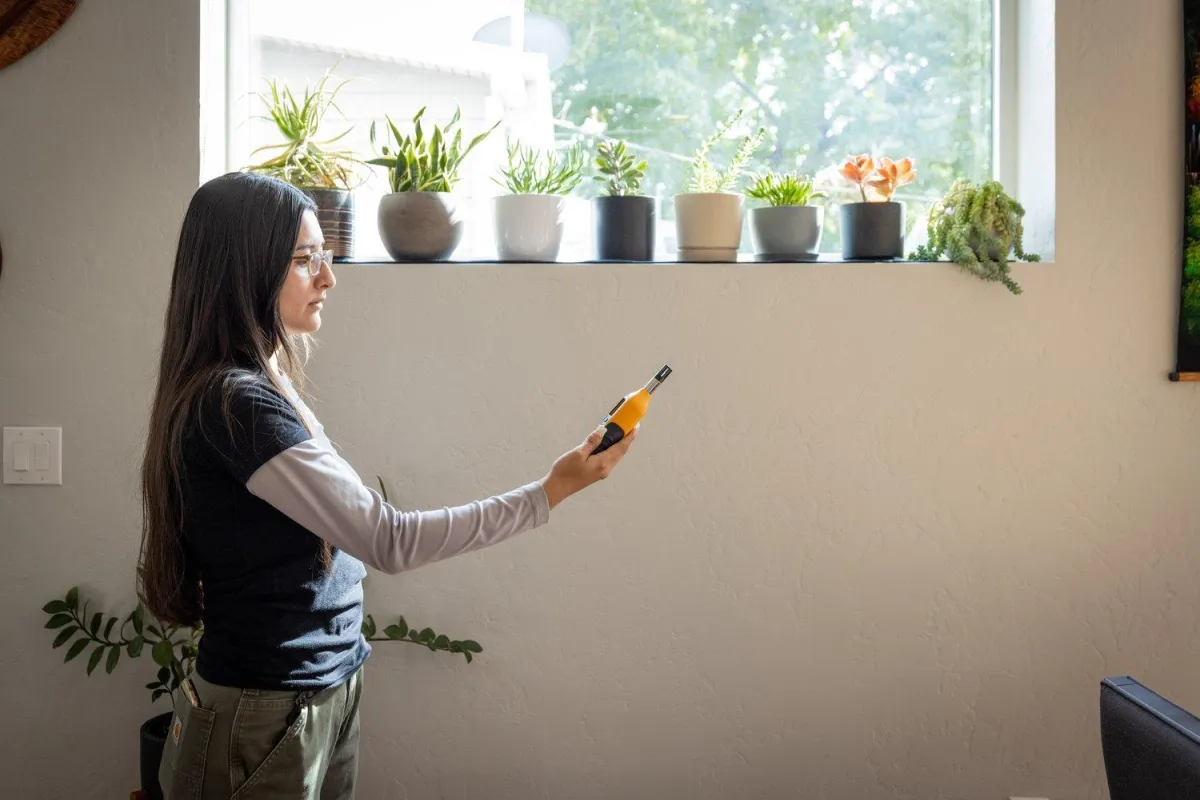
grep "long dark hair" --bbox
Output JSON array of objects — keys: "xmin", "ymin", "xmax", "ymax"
[{"xmin": 138, "ymin": 172, "xmax": 325, "ymax": 627}]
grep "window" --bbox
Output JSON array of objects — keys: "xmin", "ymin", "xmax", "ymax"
[{"xmin": 219, "ymin": 0, "xmax": 1002, "ymax": 261}]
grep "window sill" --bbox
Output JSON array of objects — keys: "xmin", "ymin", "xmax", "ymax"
[{"xmin": 334, "ymin": 255, "xmax": 1053, "ymax": 266}]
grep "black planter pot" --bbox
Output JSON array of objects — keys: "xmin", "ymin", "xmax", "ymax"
[
  {"xmin": 141, "ymin": 711, "xmax": 172, "ymax": 800},
  {"xmin": 306, "ymin": 189, "xmax": 355, "ymax": 261},
  {"xmin": 594, "ymin": 196, "xmax": 655, "ymax": 261},
  {"xmin": 840, "ymin": 201, "xmax": 904, "ymax": 260}
]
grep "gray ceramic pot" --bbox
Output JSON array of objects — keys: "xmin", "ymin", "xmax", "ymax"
[
  {"xmin": 840, "ymin": 202, "xmax": 904, "ymax": 260},
  {"xmin": 377, "ymin": 192, "xmax": 462, "ymax": 261},
  {"xmin": 306, "ymin": 189, "xmax": 354, "ymax": 261},
  {"xmin": 749, "ymin": 205, "xmax": 824, "ymax": 261}
]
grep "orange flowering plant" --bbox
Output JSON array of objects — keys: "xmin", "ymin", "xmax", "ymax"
[{"xmin": 838, "ymin": 154, "xmax": 916, "ymax": 202}]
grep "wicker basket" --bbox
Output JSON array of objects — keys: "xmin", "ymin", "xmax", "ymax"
[{"xmin": 0, "ymin": 0, "xmax": 82, "ymax": 71}]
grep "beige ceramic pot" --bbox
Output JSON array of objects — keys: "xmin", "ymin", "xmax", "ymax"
[{"xmin": 673, "ymin": 193, "xmax": 744, "ymax": 262}]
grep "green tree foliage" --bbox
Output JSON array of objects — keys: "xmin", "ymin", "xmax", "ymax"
[{"xmin": 528, "ymin": 0, "xmax": 993, "ymax": 246}]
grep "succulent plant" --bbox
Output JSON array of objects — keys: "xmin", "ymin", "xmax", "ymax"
[
  {"xmin": 910, "ymin": 178, "xmax": 1040, "ymax": 294},
  {"xmin": 839, "ymin": 155, "xmax": 916, "ymax": 203},
  {"xmin": 745, "ymin": 171, "xmax": 825, "ymax": 207},
  {"xmin": 594, "ymin": 139, "xmax": 648, "ymax": 197}
]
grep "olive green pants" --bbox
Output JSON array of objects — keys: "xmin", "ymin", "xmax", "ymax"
[{"xmin": 159, "ymin": 667, "xmax": 363, "ymax": 799}]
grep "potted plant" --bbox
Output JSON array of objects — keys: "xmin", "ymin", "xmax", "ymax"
[
  {"xmin": 838, "ymin": 155, "xmax": 916, "ymax": 260},
  {"xmin": 592, "ymin": 139, "xmax": 654, "ymax": 261},
  {"xmin": 910, "ymin": 178, "xmax": 1041, "ymax": 294},
  {"xmin": 673, "ymin": 108, "xmax": 766, "ymax": 262},
  {"xmin": 744, "ymin": 171, "xmax": 827, "ymax": 261},
  {"xmin": 367, "ymin": 106, "xmax": 500, "ymax": 261},
  {"xmin": 43, "ymin": 531, "xmax": 482, "ymax": 798},
  {"xmin": 493, "ymin": 139, "xmax": 586, "ymax": 261},
  {"xmin": 247, "ymin": 71, "xmax": 361, "ymax": 260}
]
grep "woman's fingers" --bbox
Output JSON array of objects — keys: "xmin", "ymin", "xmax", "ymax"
[{"xmin": 593, "ymin": 426, "xmax": 638, "ymax": 476}]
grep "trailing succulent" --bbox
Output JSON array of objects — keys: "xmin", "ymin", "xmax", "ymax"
[{"xmin": 910, "ymin": 178, "xmax": 1040, "ymax": 295}]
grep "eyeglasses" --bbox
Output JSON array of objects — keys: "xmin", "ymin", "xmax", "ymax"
[{"xmin": 292, "ymin": 249, "xmax": 334, "ymax": 277}]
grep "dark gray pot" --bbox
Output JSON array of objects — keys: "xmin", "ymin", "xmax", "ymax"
[
  {"xmin": 749, "ymin": 206, "xmax": 824, "ymax": 261},
  {"xmin": 378, "ymin": 192, "xmax": 463, "ymax": 261},
  {"xmin": 306, "ymin": 189, "xmax": 354, "ymax": 261},
  {"xmin": 594, "ymin": 196, "xmax": 655, "ymax": 261},
  {"xmin": 140, "ymin": 711, "xmax": 171, "ymax": 800},
  {"xmin": 841, "ymin": 202, "xmax": 905, "ymax": 260}
]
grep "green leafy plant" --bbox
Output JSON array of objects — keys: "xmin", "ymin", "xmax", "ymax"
[
  {"xmin": 744, "ymin": 171, "xmax": 825, "ymax": 207},
  {"xmin": 683, "ymin": 108, "xmax": 766, "ymax": 194},
  {"xmin": 246, "ymin": 70, "xmax": 360, "ymax": 190},
  {"xmin": 45, "ymin": 476, "xmax": 486, "ymax": 704},
  {"xmin": 1184, "ymin": 186, "xmax": 1200, "ymax": 342},
  {"xmin": 910, "ymin": 179, "xmax": 1040, "ymax": 295},
  {"xmin": 1185, "ymin": 186, "xmax": 1200, "ymax": 280},
  {"xmin": 367, "ymin": 106, "xmax": 500, "ymax": 193},
  {"xmin": 43, "ymin": 588, "xmax": 481, "ymax": 705},
  {"xmin": 495, "ymin": 139, "xmax": 586, "ymax": 195},
  {"xmin": 1185, "ymin": 281, "xmax": 1200, "ymax": 339},
  {"xmin": 360, "ymin": 614, "xmax": 482, "ymax": 662},
  {"xmin": 44, "ymin": 586, "xmax": 481, "ymax": 704},
  {"xmin": 42, "ymin": 587, "xmax": 197, "ymax": 704},
  {"xmin": 593, "ymin": 139, "xmax": 648, "ymax": 197}
]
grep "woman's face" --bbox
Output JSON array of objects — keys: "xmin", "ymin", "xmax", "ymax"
[{"xmin": 279, "ymin": 210, "xmax": 336, "ymax": 335}]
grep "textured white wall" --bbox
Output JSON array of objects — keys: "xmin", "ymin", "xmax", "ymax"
[
  {"xmin": 2, "ymin": 1, "xmax": 1199, "ymax": 798},
  {"xmin": 0, "ymin": 0, "xmax": 202, "ymax": 795}
]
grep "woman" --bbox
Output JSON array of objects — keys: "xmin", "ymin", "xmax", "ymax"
[{"xmin": 138, "ymin": 172, "xmax": 637, "ymax": 799}]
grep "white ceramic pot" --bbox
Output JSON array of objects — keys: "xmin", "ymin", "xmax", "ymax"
[
  {"xmin": 494, "ymin": 194, "xmax": 566, "ymax": 261},
  {"xmin": 673, "ymin": 193, "xmax": 745, "ymax": 262}
]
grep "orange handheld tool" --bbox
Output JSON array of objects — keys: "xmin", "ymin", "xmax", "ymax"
[{"xmin": 591, "ymin": 365, "xmax": 672, "ymax": 455}]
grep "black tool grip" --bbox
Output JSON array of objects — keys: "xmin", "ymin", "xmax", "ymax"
[{"xmin": 590, "ymin": 422, "xmax": 625, "ymax": 455}]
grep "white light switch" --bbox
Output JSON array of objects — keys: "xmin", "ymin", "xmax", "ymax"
[
  {"xmin": 34, "ymin": 441, "xmax": 50, "ymax": 470},
  {"xmin": 4, "ymin": 427, "xmax": 62, "ymax": 485},
  {"xmin": 13, "ymin": 441, "xmax": 30, "ymax": 471}
]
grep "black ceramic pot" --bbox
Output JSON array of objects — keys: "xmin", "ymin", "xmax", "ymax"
[
  {"xmin": 594, "ymin": 195, "xmax": 655, "ymax": 261},
  {"xmin": 140, "ymin": 711, "xmax": 172, "ymax": 800},
  {"xmin": 840, "ymin": 201, "xmax": 904, "ymax": 260}
]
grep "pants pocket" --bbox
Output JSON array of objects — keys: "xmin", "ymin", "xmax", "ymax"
[
  {"xmin": 229, "ymin": 690, "xmax": 313, "ymax": 798},
  {"xmin": 158, "ymin": 693, "xmax": 217, "ymax": 800}
]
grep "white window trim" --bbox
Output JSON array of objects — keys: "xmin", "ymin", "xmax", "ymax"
[
  {"xmin": 995, "ymin": 0, "xmax": 1057, "ymax": 260},
  {"xmin": 994, "ymin": 0, "xmax": 1020, "ymax": 192}
]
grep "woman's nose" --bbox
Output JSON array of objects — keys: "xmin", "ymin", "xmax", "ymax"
[{"xmin": 318, "ymin": 260, "xmax": 336, "ymax": 290}]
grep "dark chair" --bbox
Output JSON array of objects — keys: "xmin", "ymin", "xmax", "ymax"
[{"xmin": 1101, "ymin": 676, "xmax": 1200, "ymax": 800}]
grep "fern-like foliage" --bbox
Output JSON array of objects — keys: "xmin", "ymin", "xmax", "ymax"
[{"xmin": 684, "ymin": 108, "xmax": 766, "ymax": 194}]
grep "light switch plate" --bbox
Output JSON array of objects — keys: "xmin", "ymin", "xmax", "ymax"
[{"xmin": 4, "ymin": 427, "xmax": 62, "ymax": 485}]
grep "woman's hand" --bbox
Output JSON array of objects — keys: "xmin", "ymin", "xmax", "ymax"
[{"xmin": 539, "ymin": 425, "xmax": 639, "ymax": 510}]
